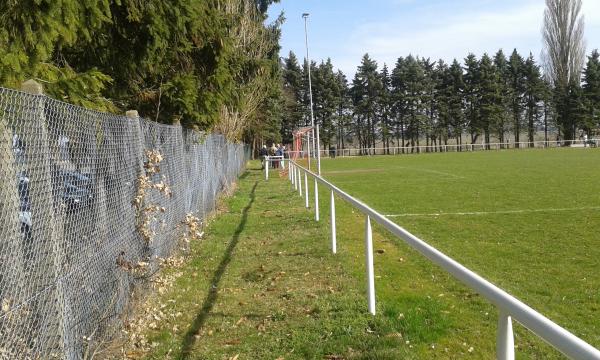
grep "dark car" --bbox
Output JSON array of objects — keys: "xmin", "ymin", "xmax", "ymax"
[
  {"xmin": 59, "ymin": 170, "xmax": 94, "ymax": 211},
  {"xmin": 17, "ymin": 172, "xmax": 32, "ymax": 240}
]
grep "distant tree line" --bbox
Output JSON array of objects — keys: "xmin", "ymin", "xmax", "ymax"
[
  {"xmin": 281, "ymin": 48, "xmax": 600, "ymax": 152},
  {"xmin": 0, "ymin": 0, "xmax": 284, "ymax": 143}
]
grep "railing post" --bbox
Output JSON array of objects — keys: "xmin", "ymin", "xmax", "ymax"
[
  {"xmin": 330, "ymin": 190, "xmax": 336, "ymax": 254},
  {"xmin": 265, "ymin": 156, "xmax": 269, "ymax": 180},
  {"xmin": 314, "ymin": 179, "xmax": 319, "ymax": 221},
  {"xmin": 365, "ymin": 215, "xmax": 376, "ymax": 315},
  {"xmin": 292, "ymin": 164, "xmax": 297, "ymax": 188},
  {"xmin": 298, "ymin": 167, "xmax": 302, "ymax": 196},
  {"xmin": 497, "ymin": 312, "xmax": 515, "ymax": 360},
  {"xmin": 304, "ymin": 171, "xmax": 309, "ymax": 208}
]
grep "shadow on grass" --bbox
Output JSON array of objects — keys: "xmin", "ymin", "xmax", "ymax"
[{"xmin": 179, "ymin": 181, "xmax": 258, "ymax": 358}]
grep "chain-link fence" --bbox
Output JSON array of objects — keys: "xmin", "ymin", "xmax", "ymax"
[{"xmin": 0, "ymin": 85, "xmax": 248, "ymax": 359}]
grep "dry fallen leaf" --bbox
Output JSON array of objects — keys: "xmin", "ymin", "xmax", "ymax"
[{"xmin": 1, "ymin": 298, "xmax": 10, "ymax": 313}]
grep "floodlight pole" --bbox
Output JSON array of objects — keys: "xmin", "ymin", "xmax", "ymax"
[{"xmin": 303, "ymin": 13, "xmax": 321, "ymax": 175}]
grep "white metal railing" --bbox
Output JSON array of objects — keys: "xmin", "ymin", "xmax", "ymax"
[
  {"xmin": 264, "ymin": 159, "xmax": 600, "ymax": 360},
  {"xmin": 285, "ymin": 139, "xmax": 599, "ymax": 158}
]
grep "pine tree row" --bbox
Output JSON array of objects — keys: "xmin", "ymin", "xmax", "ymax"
[{"xmin": 281, "ymin": 49, "xmax": 600, "ymax": 150}]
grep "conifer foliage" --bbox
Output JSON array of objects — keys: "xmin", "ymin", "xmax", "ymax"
[
  {"xmin": 281, "ymin": 46, "xmax": 600, "ymax": 149},
  {"xmin": 0, "ymin": 0, "xmax": 282, "ymax": 141}
]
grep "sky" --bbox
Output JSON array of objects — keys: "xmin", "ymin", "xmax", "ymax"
[{"xmin": 267, "ymin": 0, "xmax": 600, "ymax": 77}]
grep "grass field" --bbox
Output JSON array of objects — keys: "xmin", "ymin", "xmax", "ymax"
[
  {"xmin": 308, "ymin": 147, "xmax": 600, "ymax": 357},
  {"xmin": 132, "ymin": 148, "xmax": 598, "ymax": 359}
]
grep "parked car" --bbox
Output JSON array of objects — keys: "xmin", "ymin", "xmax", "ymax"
[
  {"xmin": 12, "ymin": 134, "xmax": 94, "ymax": 241},
  {"xmin": 59, "ymin": 170, "xmax": 94, "ymax": 211},
  {"xmin": 17, "ymin": 171, "xmax": 32, "ymax": 241}
]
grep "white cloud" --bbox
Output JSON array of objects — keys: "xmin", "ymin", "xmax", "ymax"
[{"xmin": 334, "ymin": 0, "xmax": 600, "ymax": 76}]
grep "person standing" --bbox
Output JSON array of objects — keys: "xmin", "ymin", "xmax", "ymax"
[
  {"xmin": 259, "ymin": 145, "xmax": 268, "ymax": 169},
  {"xmin": 269, "ymin": 144, "xmax": 277, "ymax": 168},
  {"xmin": 275, "ymin": 144, "xmax": 283, "ymax": 168}
]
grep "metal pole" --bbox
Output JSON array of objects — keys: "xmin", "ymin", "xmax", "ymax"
[
  {"xmin": 314, "ymin": 179, "xmax": 319, "ymax": 221},
  {"xmin": 304, "ymin": 171, "xmax": 309, "ymax": 208},
  {"xmin": 497, "ymin": 312, "xmax": 515, "ymax": 360},
  {"xmin": 365, "ymin": 215, "xmax": 376, "ymax": 315},
  {"xmin": 265, "ymin": 156, "xmax": 269, "ymax": 180},
  {"xmin": 303, "ymin": 13, "xmax": 316, "ymax": 171},
  {"xmin": 293, "ymin": 164, "xmax": 297, "ymax": 189},
  {"xmin": 330, "ymin": 190, "xmax": 336, "ymax": 254},
  {"xmin": 298, "ymin": 167, "xmax": 302, "ymax": 196}
]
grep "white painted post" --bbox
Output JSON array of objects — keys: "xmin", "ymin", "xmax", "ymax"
[
  {"xmin": 293, "ymin": 165, "xmax": 297, "ymax": 189},
  {"xmin": 330, "ymin": 190, "xmax": 336, "ymax": 254},
  {"xmin": 304, "ymin": 171, "xmax": 309, "ymax": 208},
  {"xmin": 298, "ymin": 167, "xmax": 302, "ymax": 196},
  {"xmin": 497, "ymin": 312, "xmax": 515, "ymax": 360},
  {"xmin": 365, "ymin": 215, "xmax": 376, "ymax": 315},
  {"xmin": 265, "ymin": 156, "xmax": 269, "ymax": 180},
  {"xmin": 314, "ymin": 179, "xmax": 319, "ymax": 221},
  {"xmin": 295, "ymin": 165, "xmax": 298, "ymax": 188}
]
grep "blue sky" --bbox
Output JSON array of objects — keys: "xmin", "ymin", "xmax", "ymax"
[{"xmin": 267, "ymin": 0, "xmax": 600, "ymax": 77}]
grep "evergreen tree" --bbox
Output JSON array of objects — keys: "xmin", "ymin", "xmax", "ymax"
[
  {"xmin": 447, "ymin": 59, "xmax": 466, "ymax": 146},
  {"xmin": 352, "ymin": 54, "xmax": 382, "ymax": 153},
  {"xmin": 478, "ymin": 53, "xmax": 503, "ymax": 148},
  {"xmin": 379, "ymin": 64, "xmax": 393, "ymax": 153},
  {"xmin": 421, "ymin": 58, "xmax": 437, "ymax": 152},
  {"xmin": 313, "ymin": 58, "xmax": 340, "ymax": 149},
  {"xmin": 508, "ymin": 49, "xmax": 526, "ymax": 146},
  {"xmin": 522, "ymin": 54, "xmax": 545, "ymax": 146},
  {"xmin": 1, "ymin": 0, "xmax": 283, "ymax": 138},
  {"xmin": 281, "ymin": 52, "xmax": 305, "ymax": 143},
  {"xmin": 583, "ymin": 50, "xmax": 600, "ymax": 130},
  {"xmin": 493, "ymin": 49, "xmax": 511, "ymax": 146},
  {"xmin": 391, "ymin": 57, "xmax": 408, "ymax": 151},
  {"xmin": 434, "ymin": 60, "xmax": 451, "ymax": 150},
  {"xmin": 404, "ymin": 55, "xmax": 426, "ymax": 152},
  {"xmin": 464, "ymin": 54, "xmax": 481, "ymax": 143},
  {"xmin": 334, "ymin": 70, "xmax": 352, "ymax": 150}
]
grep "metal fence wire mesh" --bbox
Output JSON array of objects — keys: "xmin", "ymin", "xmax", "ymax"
[{"xmin": 0, "ymin": 86, "xmax": 248, "ymax": 359}]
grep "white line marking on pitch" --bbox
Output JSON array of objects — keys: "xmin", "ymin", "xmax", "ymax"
[
  {"xmin": 395, "ymin": 166, "xmax": 466, "ymax": 179},
  {"xmin": 385, "ymin": 206, "xmax": 600, "ymax": 217},
  {"xmin": 325, "ymin": 166, "xmax": 465, "ymax": 179}
]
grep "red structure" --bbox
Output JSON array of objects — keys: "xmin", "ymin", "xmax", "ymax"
[{"xmin": 291, "ymin": 126, "xmax": 313, "ymax": 161}]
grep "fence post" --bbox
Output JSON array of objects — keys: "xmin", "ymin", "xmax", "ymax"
[
  {"xmin": 264, "ymin": 156, "xmax": 269, "ymax": 180},
  {"xmin": 298, "ymin": 167, "xmax": 302, "ymax": 196},
  {"xmin": 365, "ymin": 215, "xmax": 376, "ymax": 315},
  {"xmin": 21, "ymin": 80, "xmax": 74, "ymax": 358},
  {"xmin": 314, "ymin": 179, "xmax": 319, "ymax": 221},
  {"xmin": 330, "ymin": 190, "xmax": 336, "ymax": 254},
  {"xmin": 497, "ymin": 312, "xmax": 515, "ymax": 360},
  {"xmin": 293, "ymin": 164, "xmax": 297, "ymax": 188},
  {"xmin": 0, "ymin": 115, "xmax": 29, "ymax": 354},
  {"xmin": 304, "ymin": 171, "xmax": 309, "ymax": 208}
]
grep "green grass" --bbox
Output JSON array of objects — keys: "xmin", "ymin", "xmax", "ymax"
[
  {"xmin": 310, "ymin": 148, "xmax": 600, "ymax": 358},
  {"xmin": 132, "ymin": 148, "xmax": 599, "ymax": 359},
  {"xmin": 130, "ymin": 166, "xmax": 444, "ymax": 359}
]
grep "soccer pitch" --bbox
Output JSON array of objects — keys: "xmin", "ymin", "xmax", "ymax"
[{"xmin": 314, "ymin": 148, "xmax": 599, "ymax": 357}]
